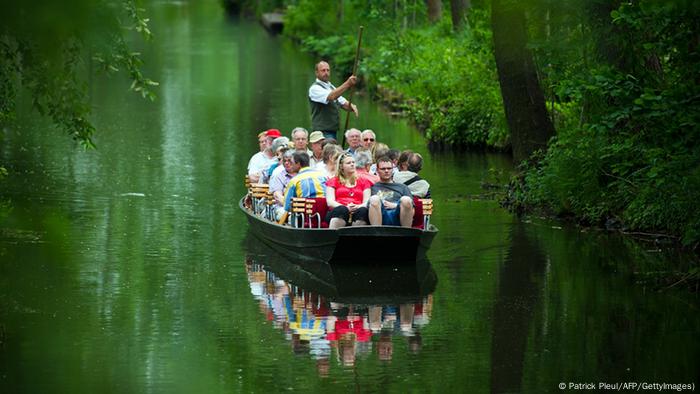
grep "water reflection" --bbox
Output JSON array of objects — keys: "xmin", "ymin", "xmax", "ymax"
[
  {"xmin": 244, "ymin": 235, "xmax": 436, "ymax": 374},
  {"xmin": 490, "ymin": 222, "xmax": 547, "ymax": 394}
]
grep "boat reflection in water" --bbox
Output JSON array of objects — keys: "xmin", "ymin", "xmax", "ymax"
[{"xmin": 244, "ymin": 235, "xmax": 437, "ymax": 375}]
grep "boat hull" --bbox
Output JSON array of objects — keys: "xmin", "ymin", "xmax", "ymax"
[{"xmin": 239, "ymin": 197, "xmax": 438, "ymax": 264}]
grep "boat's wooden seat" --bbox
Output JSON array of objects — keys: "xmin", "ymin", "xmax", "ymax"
[
  {"xmin": 244, "ymin": 175, "xmax": 251, "ymax": 192},
  {"xmin": 250, "ymin": 183, "xmax": 269, "ymax": 217},
  {"xmin": 420, "ymin": 198, "xmax": 433, "ymax": 229},
  {"xmin": 412, "ymin": 197, "xmax": 433, "ymax": 229},
  {"xmin": 291, "ymin": 197, "xmax": 329, "ymax": 228}
]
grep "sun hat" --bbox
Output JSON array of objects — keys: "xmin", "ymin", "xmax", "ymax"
[{"xmin": 309, "ymin": 131, "xmax": 325, "ymax": 143}]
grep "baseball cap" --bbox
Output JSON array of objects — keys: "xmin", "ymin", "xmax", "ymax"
[{"xmin": 265, "ymin": 129, "xmax": 282, "ymax": 138}]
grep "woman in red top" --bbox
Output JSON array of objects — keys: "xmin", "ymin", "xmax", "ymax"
[{"xmin": 325, "ymin": 152, "xmax": 372, "ymax": 228}]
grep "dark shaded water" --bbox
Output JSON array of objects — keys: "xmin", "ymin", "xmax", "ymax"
[{"xmin": 1, "ymin": 1, "xmax": 698, "ymax": 392}]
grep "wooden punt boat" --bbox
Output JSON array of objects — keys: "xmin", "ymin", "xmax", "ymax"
[{"xmin": 239, "ymin": 195, "xmax": 438, "ymax": 264}]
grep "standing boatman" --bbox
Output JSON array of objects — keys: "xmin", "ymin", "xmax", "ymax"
[{"xmin": 308, "ymin": 61, "xmax": 359, "ymax": 140}]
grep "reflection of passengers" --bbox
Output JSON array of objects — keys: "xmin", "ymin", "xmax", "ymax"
[
  {"xmin": 325, "ymin": 153, "xmax": 371, "ymax": 228},
  {"xmin": 377, "ymin": 332, "xmax": 393, "ymax": 362}
]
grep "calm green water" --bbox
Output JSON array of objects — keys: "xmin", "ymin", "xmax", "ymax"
[{"xmin": 1, "ymin": 1, "xmax": 698, "ymax": 393}]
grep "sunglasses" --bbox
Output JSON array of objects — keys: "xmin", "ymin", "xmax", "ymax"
[{"xmin": 363, "ymin": 138, "xmax": 375, "ymax": 142}]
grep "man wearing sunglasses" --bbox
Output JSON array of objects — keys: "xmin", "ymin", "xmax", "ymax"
[
  {"xmin": 367, "ymin": 156, "xmax": 414, "ymax": 227},
  {"xmin": 309, "ymin": 61, "xmax": 359, "ymax": 140}
]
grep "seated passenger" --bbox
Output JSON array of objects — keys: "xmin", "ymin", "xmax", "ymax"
[
  {"xmin": 387, "ymin": 148, "xmax": 401, "ymax": 176},
  {"xmin": 291, "ymin": 127, "xmax": 313, "ymax": 157},
  {"xmin": 325, "ymin": 152, "xmax": 372, "ymax": 229},
  {"xmin": 369, "ymin": 142, "xmax": 389, "ymax": 176},
  {"xmin": 354, "ymin": 149, "xmax": 379, "ymax": 184},
  {"xmin": 394, "ymin": 152, "xmax": 431, "ymax": 198},
  {"xmin": 263, "ymin": 136, "xmax": 290, "ymax": 183},
  {"xmin": 309, "ymin": 131, "xmax": 325, "ymax": 167},
  {"xmin": 344, "ymin": 128, "xmax": 362, "ymax": 154},
  {"xmin": 316, "ymin": 143, "xmax": 343, "ymax": 178},
  {"xmin": 247, "ymin": 129, "xmax": 281, "ymax": 183},
  {"xmin": 368, "ymin": 156, "xmax": 414, "ymax": 227},
  {"xmin": 361, "ymin": 129, "xmax": 376, "ymax": 150},
  {"xmin": 270, "ymin": 149, "xmax": 297, "ymax": 220},
  {"xmin": 396, "ymin": 149, "xmax": 413, "ymax": 172},
  {"xmin": 283, "ymin": 151, "xmax": 328, "ymax": 212}
]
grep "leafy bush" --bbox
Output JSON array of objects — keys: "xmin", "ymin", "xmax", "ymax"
[
  {"xmin": 364, "ymin": 18, "xmax": 508, "ymax": 148},
  {"xmin": 283, "ymin": 1, "xmax": 507, "ymax": 149},
  {"xmin": 523, "ymin": 64, "xmax": 700, "ymax": 244}
]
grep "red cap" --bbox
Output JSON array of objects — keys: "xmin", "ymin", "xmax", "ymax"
[{"xmin": 265, "ymin": 129, "xmax": 282, "ymax": 138}]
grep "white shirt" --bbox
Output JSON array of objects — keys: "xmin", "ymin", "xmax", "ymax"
[
  {"xmin": 315, "ymin": 161, "xmax": 335, "ymax": 178},
  {"xmin": 247, "ymin": 151, "xmax": 276, "ymax": 177},
  {"xmin": 308, "ymin": 79, "xmax": 348, "ymax": 106}
]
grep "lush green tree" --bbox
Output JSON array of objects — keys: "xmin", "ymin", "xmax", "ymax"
[{"xmin": 0, "ymin": 0, "xmax": 157, "ymax": 149}]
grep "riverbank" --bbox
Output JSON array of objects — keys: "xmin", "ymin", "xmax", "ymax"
[{"xmin": 236, "ymin": 2, "xmax": 700, "ymax": 254}]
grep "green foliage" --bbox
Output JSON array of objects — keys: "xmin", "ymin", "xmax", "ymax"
[
  {"xmin": 366, "ymin": 20, "xmax": 507, "ymax": 148},
  {"xmin": 0, "ymin": 0, "xmax": 157, "ymax": 149},
  {"xmin": 0, "ymin": 166, "xmax": 9, "ymax": 222},
  {"xmin": 283, "ymin": 1, "xmax": 508, "ymax": 149},
  {"xmin": 518, "ymin": 1, "xmax": 700, "ymax": 245}
]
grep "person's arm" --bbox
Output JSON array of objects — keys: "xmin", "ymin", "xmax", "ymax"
[
  {"xmin": 361, "ymin": 188, "xmax": 371, "ymax": 205},
  {"xmin": 248, "ymin": 171, "xmax": 261, "ymax": 183},
  {"xmin": 273, "ymin": 190, "xmax": 284, "ymax": 206},
  {"xmin": 283, "ymin": 182, "xmax": 296, "ymax": 212},
  {"xmin": 326, "ymin": 75, "xmax": 356, "ymax": 102},
  {"xmin": 326, "ymin": 186, "xmax": 339, "ymax": 209},
  {"xmin": 341, "ymin": 101, "xmax": 359, "ymax": 117}
]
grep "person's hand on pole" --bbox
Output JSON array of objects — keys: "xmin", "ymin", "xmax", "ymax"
[{"xmin": 345, "ymin": 75, "xmax": 357, "ymax": 87}]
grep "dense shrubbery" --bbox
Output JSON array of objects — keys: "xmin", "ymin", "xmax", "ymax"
[
  {"xmin": 283, "ymin": 0, "xmax": 508, "ymax": 149},
  {"xmin": 365, "ymin": 20, "xmax": 508, "ymax": 147},
  {"xmin": 518, "ymin": 1, "xmax": 700, "ymax": 245}
]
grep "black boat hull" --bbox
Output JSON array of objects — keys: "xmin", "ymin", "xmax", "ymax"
[{"xmin": 239, "ymin": 197, "xmax": 438, "ymax": 264}]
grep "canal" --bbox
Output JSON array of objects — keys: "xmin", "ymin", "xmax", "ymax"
[{"xmin": 1, "ymin": 1, "xmax": 697, "ymax": 392}]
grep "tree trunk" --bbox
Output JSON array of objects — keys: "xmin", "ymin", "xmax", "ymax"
[
  {"xmin": 491, "ymin": 0, "xmax": 555, "ymax": 163},
  {"xmin": 337, "ymin": 0, "xmax": 344, "ymax": 24},
  {"xmin": 449, "ymin": 0, "xmax": 469, "ymax": 31},
  {"xmin": 587, "ymin": 0, "xmax": 627, "ymax": 70},
  {"xmin": 426, "ymin": 0, "xmax": 442, "ymax": 24}
]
